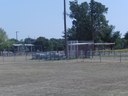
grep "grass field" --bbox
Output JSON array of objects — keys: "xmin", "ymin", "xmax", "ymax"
[{"xmin": 0, "ymin": 56, "xmax": 128, "ymax": 96}]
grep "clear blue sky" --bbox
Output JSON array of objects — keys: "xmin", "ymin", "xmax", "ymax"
[{"xmin": 0, "ymin": 0, "xmax": 128, "ymax": 40}]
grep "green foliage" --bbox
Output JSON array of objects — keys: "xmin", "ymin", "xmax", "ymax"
[
  {"xmin": 24, "ymin": 38, "xmax": 35, "ymax": 44},
  {"xmin": 34, "ymin": 37, "xmax": 49, "ymax": 51},
  {"xmin": 9, "ymin": 38, "xmax": 18, "ymax": 43},
  {"xmin": 49, "ymin": 38, "xmax": 64, "ymax": 51},
  {"xmin": 0, "ymin": 28, "xmax": 8, "ymax": 51},
  {"xmin": 68, "ymin": 0, "xmax": 109, "ymax": 42},
  {"xmin": 34, "ymin": 37, "xmax": 64, "ymax": 52},
  {"xmin": 67, "ymin": 0, "xmax": 123, "ymax": 49},
  {"xmin": 99, "ymin": 25, "xmax": 114, "ymax": 42},
  {"xmin": 111, "ymin": 31, "xmax": 122, "ymax": 49},
  {"xmin": 123, "ymin": 31, "xmax": 128, "ymax": 48},
  {"xmin": 90, "ymin": 0, "xmax": 109, "ymax": 42},
  {"xmin": 0, "ymin": 28, "xmax": 8, "ymax": 43},
  {"xmin": 68, "ymin": 0, "xmax": 92, "ymax": 41},
  {"xmin": 124, "ymin": 31, "xmax": 128, "ymax": 40}
]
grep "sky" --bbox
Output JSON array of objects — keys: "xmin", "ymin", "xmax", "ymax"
[{"xmin": 0, "ymin": 0, "xmax": 128, "ymax": 40}]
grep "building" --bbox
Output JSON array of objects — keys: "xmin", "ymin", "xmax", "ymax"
[
  {"xmin": 68, "ymin": 41, "xmax": 115, "ymax": 58},
  {"xmin": 13, "ymin": 44, "xmax": 34, "ymax": 52}
]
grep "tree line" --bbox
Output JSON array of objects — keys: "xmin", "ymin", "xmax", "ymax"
[{"xmin": 0, "ymin": 28, "xmax": 64, "ymax": 52}]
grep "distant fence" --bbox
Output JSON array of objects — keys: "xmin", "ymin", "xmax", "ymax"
[
  {"xmin": 0, "ymin": 50, "xmax": 128, "ymax": 63},
  {"xmin": 68, "ymin": 50, "xmax": 128, "ymax": 63},
  {"xmin": 0, "ymin": 52, "xmax": 32, "ymax": 64},
  {"xmin": 0, "ymin": 51, "xmax": 66, "ymax": 64},
  {"xmin": 81, "ymin": 50, "xmax": 128, "ymax": 63}
]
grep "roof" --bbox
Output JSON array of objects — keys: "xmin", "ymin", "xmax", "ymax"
[
  {"xmin": 13, "ymin": 44, "xmax": 34, "ymax": 47},
  {"xmin": 95, "ymin": 43, "xmax": 115, "ymax": 45},
  {"xmin": 24, "ymin": 44, "xmax": 34, "ymax": 46},
  {"xmin": 13, "ymin": 44, "xmax": 23, "ymax": 46},
  {"xmin": 68, "ymin": 43, "xmax": 115, "ymax": 46}
]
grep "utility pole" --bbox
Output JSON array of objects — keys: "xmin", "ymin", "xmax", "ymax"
[
  {"xmin": 90, "ymin": 0, "xmax": 95, "ymax": 51},
  {"xmin": 91, "ymin": 0, "xmax": 94, "ymax": 43},
  {"xmin": 16, "ymin": 31, "xmax": 19, "ymax": 43},
  {"xmin": 64, "ymin": 0, "xmax": 68, "ymax": 59}
]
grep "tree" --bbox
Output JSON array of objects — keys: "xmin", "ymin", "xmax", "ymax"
[
  {"xmin": 111, "ymin": 31, "xmax": 122, "ymax": 49},
  {"xmin": 0, "ymin": 28, "xmax": 8, "ymax": 43},
  {"xmin": 90, "ymin": 0, "xmax": 108, "ymax": 42},
  {"xmin": 34, "ymin": 37, "xmax": 49, "ymax": 51},
  {"xmin": 124, "ymin": 31, "xmax": 128, "ymax": 40},
  {"xmin": 68, "ymin": 0, "xmax": 111, "ymax": 42},
  {"xmin": 123, "ymin": 31, "xmax": 128, "ymax": 48},
  {"xmin": 49, "ymin": 38, "xmax": 64, "ymax": 51},
  {"xmin": 69, "ymin": 0, "xmax": 92, "ymax": 41},
  {"xmin": 99, "ymin": 25, "xmax": 114, "ymax": 42},
  {"xmin": 24, "ymin": 38, "xmax": 35, "ymax": 44},
  {"xmin": 9, "ymin": 38, "xmax": 18, "ymax": 44},
  {"xmin": 0, "ymin": 28, "xmax": 8, "ymax": 51}
]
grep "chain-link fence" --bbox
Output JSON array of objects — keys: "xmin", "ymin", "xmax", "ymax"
[
  {"xmin": 0, "ymin": 51, "xmax": 66, "ymax": 64},
  {"xmin": 82, "ymin": 50, "xmax": 128, "ymax": 63},
  {"xmin": 0, "ymin": 52, "xmax": 31, "ymax": 64},
  {"xmin": 68, "ymin": 50, "xmax": 128, "ymax": 63},
  {"xmin": 0, "ymin": 50, "xmax": 128, "ymax": 64}
]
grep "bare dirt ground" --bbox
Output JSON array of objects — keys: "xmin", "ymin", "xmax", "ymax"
[{"xmin": 0, "ymin": 57, "xmax": 128, "ymax": 96}]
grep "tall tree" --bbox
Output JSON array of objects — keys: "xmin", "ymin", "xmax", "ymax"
[
  {"xmin": 68, "ymin": 0, "xmax": 111, "ymax": 42},
  {"xmin": 69, "ymin": 0, "xmax": 91, "ymax": 41},
  {"xmin": 90, "ymin": 0, "xmax": 108, "ymax": 42}
]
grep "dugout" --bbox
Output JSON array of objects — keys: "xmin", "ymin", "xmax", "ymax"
[{"xmin": 68, "ymin": 41, "xmax": 115, "ymax": 58}]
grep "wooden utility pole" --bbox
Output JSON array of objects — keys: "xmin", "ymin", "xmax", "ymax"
[{"xmin": 64, "ymin": 0, "xmax": 68, "ymax": 58}]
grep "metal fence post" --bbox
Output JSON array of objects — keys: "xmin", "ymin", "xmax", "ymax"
[
  {"xmin": 13, "ymin": 53, "xmax": 15, "ymax": 63},
  {"xmin": 99, "ymin": 51, "xmax": 101, "ymax": 63},
  {"xmin": 3, "ymin": 55, "xmax": 4, "ymax": 64},
  {"xmin": 120, "ymin": 52, "xmax": 121, "ymax": 62}
]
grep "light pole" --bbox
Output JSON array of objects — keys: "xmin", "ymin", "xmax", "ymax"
[{"xmin": 64, "ymin": 0, "xmax": 68, "ymax": 59}]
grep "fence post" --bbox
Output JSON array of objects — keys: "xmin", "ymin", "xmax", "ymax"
[
  {"xmin": 99, "ymin": 51, "xmax": 101, "ymax": 63},
  {"xmin": 120, "ymin": 52, "xmax": 121, "ymax": 62},
  {"xmin": 25, "ymin": 52, "xmax": 28, "ymax": 62},
  {"xmin": 3, "ymin": 55, "xmax": 4, "ymax": 64},
  {"xmin": 13, "ymin": 53, "xmax": 15, "ymax": 63}
]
